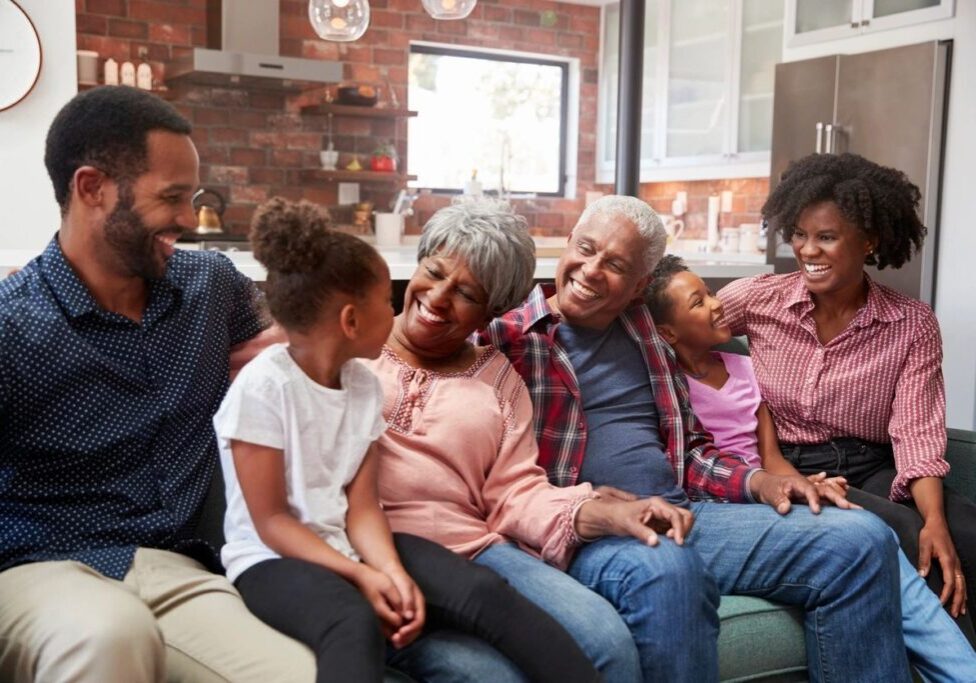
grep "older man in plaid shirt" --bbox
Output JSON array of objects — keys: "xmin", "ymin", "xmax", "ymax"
[{"xmin": 480, "ymin": 195, "xmax": 909, "ymax": 683}]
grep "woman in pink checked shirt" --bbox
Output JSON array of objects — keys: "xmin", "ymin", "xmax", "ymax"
[{"xmin": 717, "ymin": 153, "xmax": 976, "ymax": 636}]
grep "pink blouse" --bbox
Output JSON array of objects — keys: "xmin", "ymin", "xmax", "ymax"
[{"xmin": 367, "ymin": 346, "xmax": 594, "ymax": 570}]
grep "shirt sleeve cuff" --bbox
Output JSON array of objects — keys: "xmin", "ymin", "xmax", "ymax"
[{"xmin": 743, "ymin": 468, "xmax": 762, "ymax": 504}]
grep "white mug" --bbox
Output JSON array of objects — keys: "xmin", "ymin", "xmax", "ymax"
[
  {"xmin": 374, "ymin": 212, "xmax": 404, "ymax": 247},
  {"xmin": 662, "ymin": 215, "xmax": 685, "ymax": 243}
]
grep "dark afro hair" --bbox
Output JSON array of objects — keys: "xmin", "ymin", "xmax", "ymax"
[
  {"xmin": 250, "ymin": 197, "xmax": 383, "ymax": 331},
  {"xmin": 644, "ymin": 255, "xmax": 689, "ymax": 324},
  {"xmin": 44, "ymin": 86, "xmax": 192, "ymax": 212},
  {"xmin": 762, "ymin": 153, "xmax": 926, "ymax": 270}
]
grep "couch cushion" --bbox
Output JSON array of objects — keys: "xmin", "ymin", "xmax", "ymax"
[
  {"xmin": 946, "ymin": 429, "xmax": 976, "ymax": 504},
  {"xmin": 718, "ymin": 596, "xmax": 806, "ymax": 682}
]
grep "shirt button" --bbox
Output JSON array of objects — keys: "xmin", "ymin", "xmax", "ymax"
[{"xmin": 569, "ymin": 466, "xmax": 578, "ymax": 474}]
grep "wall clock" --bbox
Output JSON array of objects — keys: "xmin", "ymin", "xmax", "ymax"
[{"xmin": 0, "ymin": 0, "xmax": 43, "ymax": 112}]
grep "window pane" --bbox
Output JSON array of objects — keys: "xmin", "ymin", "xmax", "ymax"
[
  {"xmin": 794, "ymin": 0, "xmax": 853, "ymax": 33},
  {"xmin": 873, "ymin": 0, "xmax": 939, "ymax": 18},
  {"xmin": 600, "ymin": 1, "xmax": 658, "ymax": 166},
  {"xmin": 667, "ymin": 0, "xmax": 729, "ymax": 157},
  {"xmin": 738, "ymin": 0, "xmax": 783, "ymax": 153},
  {"xmin": 408, "ymin": 48, "xmax": 566, "ymax": 195}
]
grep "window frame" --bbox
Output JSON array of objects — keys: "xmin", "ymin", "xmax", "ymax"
[{"xmin": 408, "ymin": 43, "xmax": 571, "ymax": 198}]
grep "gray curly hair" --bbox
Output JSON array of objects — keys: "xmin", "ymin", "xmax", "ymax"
[
  {"xmin": 575, "ymin": 195, "xmax": 667, "ymax": 273},
  {"xmin": 417, "ymin": 197, "xmax": 536, "ymax": 317}
]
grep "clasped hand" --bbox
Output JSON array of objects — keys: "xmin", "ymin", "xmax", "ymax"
[{"xmin": 352, "ymin": 565, "xmax": 425, "ymax": 648}]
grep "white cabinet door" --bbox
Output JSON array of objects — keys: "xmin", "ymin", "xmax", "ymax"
[
  {"xmin": 597, "ymin": 0, "xmax": 781, "ymax": 182},
  {"xmin": 786, "ymin": 0, "xmax": 953, "ymax": 47}
]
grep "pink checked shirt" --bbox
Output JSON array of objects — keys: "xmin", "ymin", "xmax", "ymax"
[{"xmin": 718, "ymin": 272, "xmax": 948, "ymax": 502}]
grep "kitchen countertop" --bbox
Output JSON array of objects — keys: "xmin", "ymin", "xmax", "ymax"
[{"xmin": 0, "ymin": 245, "xmax": 774, "ymax": 281}]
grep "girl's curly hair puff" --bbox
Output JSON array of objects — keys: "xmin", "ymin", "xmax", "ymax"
[
  {"xmin": 250, "ymin": 197, "xmax": 382, "ymax": 331},
  {"xmin": 762, "ymin": 153, "xmax": 926, "ymax": 270}
]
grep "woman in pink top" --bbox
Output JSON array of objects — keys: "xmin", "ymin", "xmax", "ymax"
[
  {"xmin": 718, "ymin": 153, "xmax": 976, "ymax": 633},
  {"xmin": 371, "ymin": 199, "xmax": 695, "ymax": 682}
]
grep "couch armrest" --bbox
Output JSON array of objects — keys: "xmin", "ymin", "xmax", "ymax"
[{"xmin": 945, "ymin": 428, "xmax": 976, "ymax": 504}]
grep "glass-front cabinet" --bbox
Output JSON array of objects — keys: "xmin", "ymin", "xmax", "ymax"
[
  {"xmin": 597, "ymin": 0, "xmax": 783, "ymax": 182},
  {"xmin": 786, "ymin": 0, "xmax": 954, "ymax": 47}
]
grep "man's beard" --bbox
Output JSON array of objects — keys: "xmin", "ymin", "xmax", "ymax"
[{"xmin": 103, "ymin": 193, "xmax": 173, "ymax": 281}]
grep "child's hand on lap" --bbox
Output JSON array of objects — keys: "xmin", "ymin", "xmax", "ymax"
[
  {"xmin": 384, "ymin": 568, "xmax": 426, "ymax": 648},
  {"xmin": 353, "ymin": 565, "xmax": 405, "ymax": 635}
]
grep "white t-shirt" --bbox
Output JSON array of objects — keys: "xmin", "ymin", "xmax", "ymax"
[{"xmin": 213, "ymin": 344, "xmax": 386, "ymax": 582}]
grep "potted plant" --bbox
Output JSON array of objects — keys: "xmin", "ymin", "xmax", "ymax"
[{"xmin": 370, "ymin": 141, "xmax": 398, "ymax": 173}]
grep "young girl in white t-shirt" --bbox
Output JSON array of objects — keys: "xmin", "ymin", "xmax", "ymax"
[
  {"xmin": 214, "ymin": 198, "xmax": 599, "ymax": 683},
  {"xmin": 646, "ymin": 255, "xmax": 976, "ymax": 681}
]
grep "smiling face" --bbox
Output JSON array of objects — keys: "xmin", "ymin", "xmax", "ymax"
[
  {"xmin": 396, "ymin": 251, "xmax": 490, "ymax": 361},
  {"xmin": 655, "ymin": 271, "xmax": 731, "ymax": 351},
  {"xmin": 101, "ymin": 130, "xmax": 199, "ymax": 280},
  {"xmin": 551, "ymin": 212, "xmax": 650, "ymax": 330},
  {"xmin": 792, "ymin": 200, "xmax": 875, "ymax": 301}
]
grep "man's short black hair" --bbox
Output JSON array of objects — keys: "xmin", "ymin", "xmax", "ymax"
[
  {"xmin": 762, "ymin": 153, "xmax": 926, "ymax": 270},
  {"xmin": 44, "ymin": 86, "xmax": 192, "ymax": 212}
]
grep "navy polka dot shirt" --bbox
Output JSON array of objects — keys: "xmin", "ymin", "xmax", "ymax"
[{"xmin": 0, "ymin": 237, "xmax": 267, "ymax": 579}]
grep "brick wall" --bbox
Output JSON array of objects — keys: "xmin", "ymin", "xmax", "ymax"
[{"xmin": 74, "ymin": 0, "xmax": 765, "ymax": 237}]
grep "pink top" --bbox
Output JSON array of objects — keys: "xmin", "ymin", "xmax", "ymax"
[
  {"xmin": 718, "ymin": 273, "xmax": 948, "ymax": 501},
  {"xmin": 686, "ymin": 352, "xmax": 762, "ymax": 468},
  {"xmin": 367, "ymin": 346, "xmax": 594, "ymax": 570}
]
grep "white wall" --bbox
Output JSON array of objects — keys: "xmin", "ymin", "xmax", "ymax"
[
  {"xmin": 0, "ymin": 0, "xmax": 77, "ymax": 254},
  {"xmin": 782, "ymin": 3, "xmax": 976, "ymax": 430}
]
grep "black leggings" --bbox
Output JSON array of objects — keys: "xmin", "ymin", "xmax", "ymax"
[
  {"xmin": 236, "ymin": 533, "xmax": 599, "ymax": 683},
  {"xmin": 782, "ymin": 438, "xmax": 976, "ymax": 641}
]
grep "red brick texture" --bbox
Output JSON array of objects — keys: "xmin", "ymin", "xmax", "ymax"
[{"xmin": 74, "ymin": 0, "xmax": 764, "ymax": 236}]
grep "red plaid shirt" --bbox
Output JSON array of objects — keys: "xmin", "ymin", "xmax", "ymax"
[{"xmin": 480, "ymin": 284, "xmax": 755, "ymax": 502}]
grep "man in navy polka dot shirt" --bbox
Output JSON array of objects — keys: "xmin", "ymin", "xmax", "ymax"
[{"xmin": 0, "ymin": 87, "xmax": 314, "ymax": 682}]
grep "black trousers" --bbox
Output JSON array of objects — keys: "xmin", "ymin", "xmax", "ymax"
[
  {"xmin": 236, "ymin": 533, "xmax": 599, "ymax": 683},
  {"xmin": 782, "ymin": 438, "xmax": 976, "ymax": 642}
]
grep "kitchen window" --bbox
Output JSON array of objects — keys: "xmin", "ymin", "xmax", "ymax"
[{"xmin": 408, "ymin": 44, "xmax": 570, "ymax": 196}]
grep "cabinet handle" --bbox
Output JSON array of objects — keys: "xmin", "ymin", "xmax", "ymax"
[
  {"xmin": 850, "ymin": 21, "xmax": 859, "ymax": 28},
  {"xmin": 861, "ymin": 19, "xmax": 870, "ymax": 27},
  {"xmin": 824, "ymin": 123, "xmax": 835, "ymax": 154},
  {"xmin": 815, "ymin": 122, "xmax": 824, "ymax": 154}
]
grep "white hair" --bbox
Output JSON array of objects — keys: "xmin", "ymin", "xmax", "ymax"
[
  {"xmin": 417, "ymin": 197, "xmax": 536, "ymax": 316},
  {"xmin": 574, "ymin": 195, "xmax": 667, "ymax": 274}
]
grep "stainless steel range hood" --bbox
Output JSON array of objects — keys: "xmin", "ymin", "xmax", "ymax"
[{"xmin": 166, "ymin": 0, "xmax": 342, "ymax": 91}]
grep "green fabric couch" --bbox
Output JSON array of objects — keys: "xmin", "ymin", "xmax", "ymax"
[
  {"xmin": 192, "ymin": 426, "xmax": 976, "ymax": 682},
  {"xmin": 716, "ymin": 428, "xmax": 976, "ymax": 682}
]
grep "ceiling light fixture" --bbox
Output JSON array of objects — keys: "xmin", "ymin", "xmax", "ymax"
[
  {"xmin": 308, "ymin": 0, "xmax": 370, "ymax": 43},
  {"xmin": 309, "ymin": 0, "xmax": 477, "ymax": 42},
  {"xmin": 421, "ymin": 0, "xmax": 477, "ymax": 20}
]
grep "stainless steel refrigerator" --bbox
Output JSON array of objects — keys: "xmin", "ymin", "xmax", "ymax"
[{"xmin": 767, "ymin": 40, "xmax": 951, "ymax": 305}]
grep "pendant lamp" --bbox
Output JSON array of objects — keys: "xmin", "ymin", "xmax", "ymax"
[
  {"xmin": 421, "ymin": 0, "xmax": 477, "ymax": 20},
  {"xmin": 308, "ymin": 0, "xmax": 370, "ymax": 42}
]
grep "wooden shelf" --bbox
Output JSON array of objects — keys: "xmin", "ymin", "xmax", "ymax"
[
  {"xmin": 78, "ymin": 83, "xmax": 176, "ymax": 100},
  {"xmin": 302, "ymin": 169, "xmax": 417, "ymax": 184},
  {"xmin": 300, "ymin": 103, "xmax": 418, "ymax": 118}
]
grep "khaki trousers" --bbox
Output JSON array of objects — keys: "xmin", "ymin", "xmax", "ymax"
[{"xmin": 0, "ymin": 548, "xmax": 315, "ymax": 683}]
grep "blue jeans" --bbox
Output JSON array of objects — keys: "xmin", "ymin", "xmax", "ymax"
[
  {"xmin": 570, "ymin": 503, "xmax": 910, "ymax": 683},
  {"xmin": 475, "ymin": 543, "xmax": 641, "ymax": 681},
  {"xmin": 894, "ymin": 534, "xmax": 976, "ymax": 682}
]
